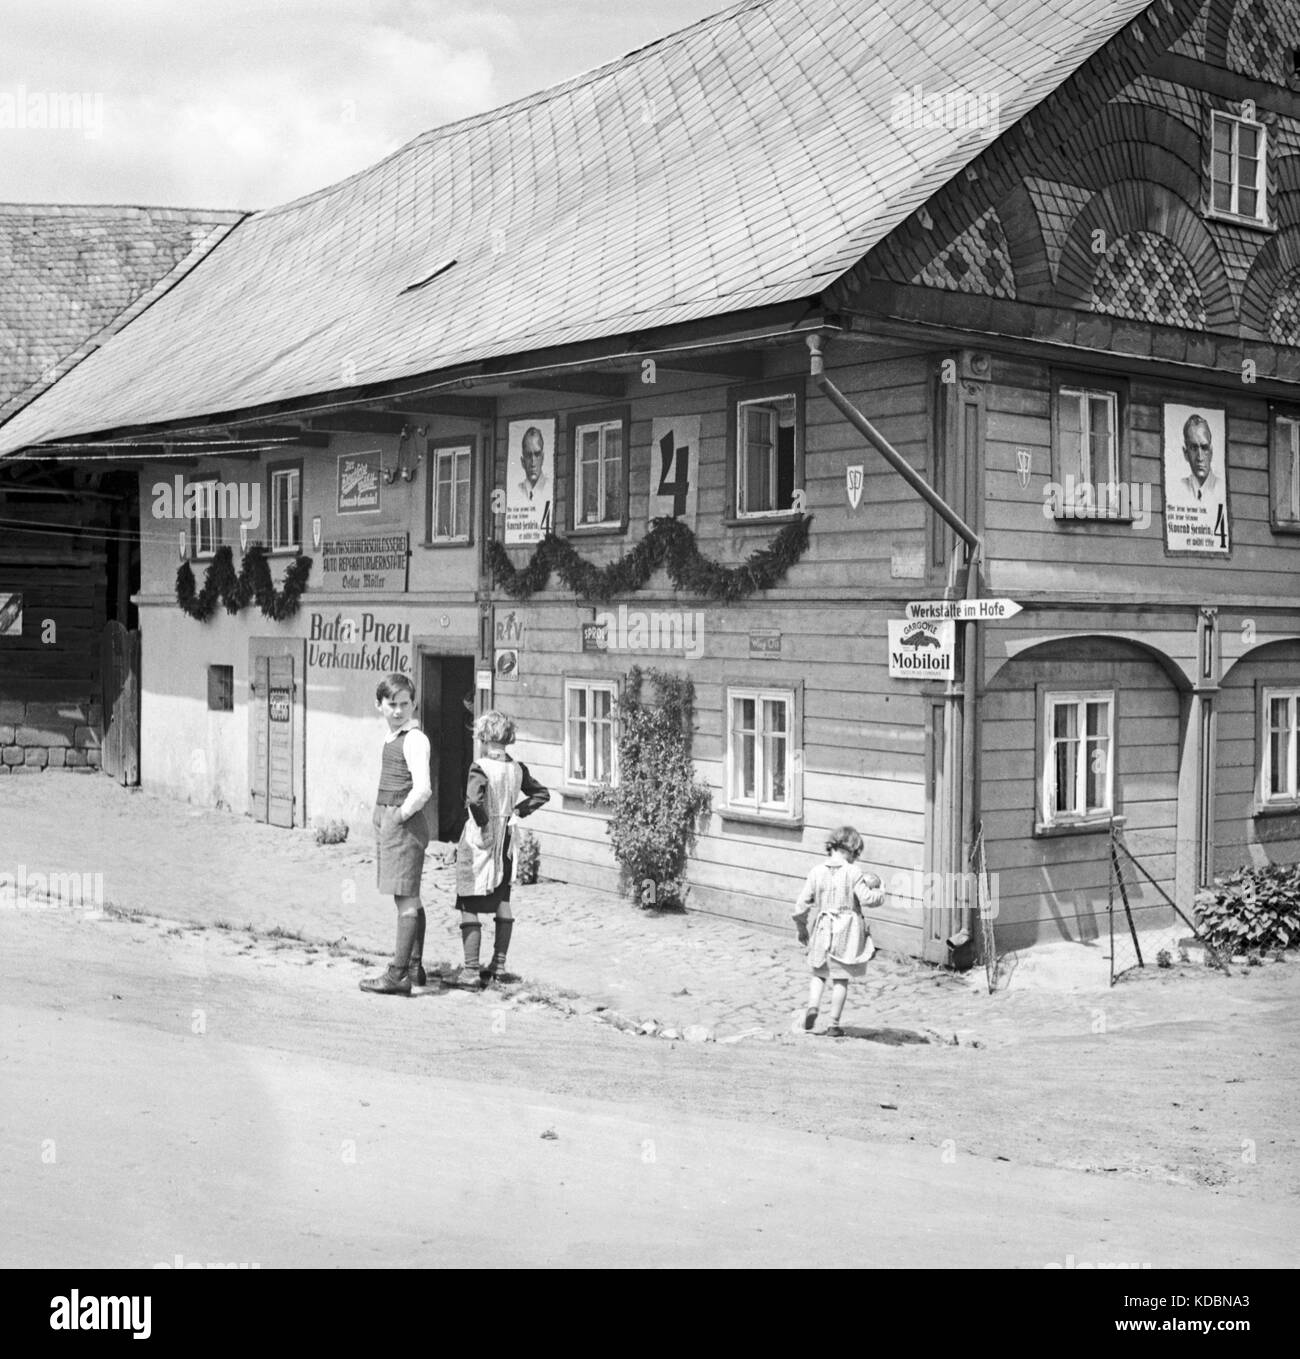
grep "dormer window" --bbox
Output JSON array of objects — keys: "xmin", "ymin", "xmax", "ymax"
[{"xmin": 1209, "ymin": 110, "xmax": 1267, "ymax": 224}]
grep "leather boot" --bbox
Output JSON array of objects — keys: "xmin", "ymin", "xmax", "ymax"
[{"xmin": 360, "ymin": 912, "xmax": 418, "ymax": 995}]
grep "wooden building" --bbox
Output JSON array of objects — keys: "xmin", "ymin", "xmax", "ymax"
[
  {"xmin": 1, "ymin": 0, "xmax": 1298, "ymax": 958},
  {"xmin": 0, "ymin": 204, "xmax": 241, "ymax": 775}
]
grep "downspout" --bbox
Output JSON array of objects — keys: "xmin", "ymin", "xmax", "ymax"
[{"xmin": 807, "ymin": 333, "xmax": 982, "ymax": 967}]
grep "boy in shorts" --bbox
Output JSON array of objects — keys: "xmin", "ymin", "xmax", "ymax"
[{"xmin": 360, "ymin": 674, "xmax": 433, "ymax": 996}]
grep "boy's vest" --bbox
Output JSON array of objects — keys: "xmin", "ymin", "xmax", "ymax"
[
  {"xmin": 456, "ymin": 757, "xmax": 524, "ymax": 897},
  {"xmin": 376, "ymin": 730, "xmax": 414, "ymax": 805}
]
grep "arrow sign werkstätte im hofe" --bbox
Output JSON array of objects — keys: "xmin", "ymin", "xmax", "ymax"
[{"xmin": 904, "ymin": 599, "xmax": 1023, "ymax": 622}]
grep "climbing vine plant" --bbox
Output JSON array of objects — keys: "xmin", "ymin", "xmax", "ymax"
[
  {"xmin": 176, "ymin": 545, "xmax": 313, "ymax": 622},
  {"xmin": 586, "ymin": 667, "xmax": 712, "ymax": 908},
  {"xmin": 487, "ymin": 515, "xmax": 811, "ymax": 604}
]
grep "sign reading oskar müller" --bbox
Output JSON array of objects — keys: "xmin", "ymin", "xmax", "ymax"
[
  {"xmin": 888, "ymin": 618, "xmax": 955, "ymax": 679},
  {"xmin": 320, "ymin": 532, "xmax": 409, "ymax": 592}
]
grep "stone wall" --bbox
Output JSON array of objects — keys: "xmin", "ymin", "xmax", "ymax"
[{"xmin": 0, "ymin": 699, "xmax": 102, "ymax": 773}]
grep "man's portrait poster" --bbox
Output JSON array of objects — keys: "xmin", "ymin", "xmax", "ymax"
[
  {"xmin": 1162, "ymin": 403, "xmax": 1229, "ymax": 555},
  {"xmin": 505, "ymin": 417, "xmax": 555, "ymax": 545}
]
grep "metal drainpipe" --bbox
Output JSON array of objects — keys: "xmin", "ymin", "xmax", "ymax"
[{"xmin": 807, "ymin": 333, "xmax": 982, "ymax": 966}]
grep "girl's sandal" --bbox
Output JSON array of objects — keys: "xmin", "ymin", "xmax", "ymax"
[
  {"xmin": 802, "ymin": 1008, "xmax": 819, "ymax": 1032},
  {"xmin": 823, "ymin": 1025, "xmax": 844, "ymax": 1038}
]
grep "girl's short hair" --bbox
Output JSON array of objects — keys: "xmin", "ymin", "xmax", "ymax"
[
  {"xmin": 375, "ymin": 673, "xmax": 415, "ymax": 703},
  {"xmin": 825, "ymin": 825, "xmax": 864, "ymax": 859},
  {"xmin": 474, "ymin": 709, "xmax": 516, "ymax": 745}
]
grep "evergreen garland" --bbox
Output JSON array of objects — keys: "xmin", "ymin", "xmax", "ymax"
[
  {"xmin": 486, "ymin": 514, "xmax": 811, "ymax": 604},
  {"xmin": 176, "ymin": 545, "xmax": 313, "ymax": 622}
]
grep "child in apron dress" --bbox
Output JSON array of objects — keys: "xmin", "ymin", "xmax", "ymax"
[
  {"xmin": 452, "ymin": 709, "xmax": 549, "ymax": 988},
  {"xmin": 792, "ymin": 826, "xmax": 884, "ymax": 1036}
]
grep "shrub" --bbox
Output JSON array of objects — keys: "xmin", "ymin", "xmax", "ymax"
[
  {"xmin": 314, "ymin": 818, "xmax": 349, "ymax": 845},
  {"xmin": 1194, "ymin": 862, "xmax": 1300, "ymax": 955},
  {"xmin": 514, "ymin": 828, "xmax": 541, "ymax": 884},
  {"xmin": 586, "ymin": 667, "xmax": 712, "ymax": 907}
]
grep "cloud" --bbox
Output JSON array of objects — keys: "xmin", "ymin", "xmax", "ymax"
[{"xmin": 0, "ymin": 0, "xmax": 515, "ymax": 209}]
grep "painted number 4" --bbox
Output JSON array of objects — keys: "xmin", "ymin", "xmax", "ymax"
[{"xmin": 657, "ymin": 431, "xmax": 691, "ymax": 517}]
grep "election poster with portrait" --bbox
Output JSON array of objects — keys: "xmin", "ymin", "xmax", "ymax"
[
  {"xmin": 504, "ymin": 417, "xmax": 555, "ymax": 545},
  {"xmin": 1162, "ymin": 403, "xmax": 1229, "ymax": 555}
]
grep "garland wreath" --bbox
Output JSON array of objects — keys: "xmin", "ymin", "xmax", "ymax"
[
  {"xmin": 176, "ymin": 544, "xmax": 313, "ymax": 622},
  {"xmin": 486, "ymin": 514, "xmax": 812, "ymax": 604}
]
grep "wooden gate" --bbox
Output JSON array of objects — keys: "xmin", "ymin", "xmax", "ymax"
[
  {"xmin": 250, "ymin": 652, "xmax": 298, "ymax": 827},
  {"xmin": 100, "ymin": 621, "xmax": 140, "ymax": 785}
]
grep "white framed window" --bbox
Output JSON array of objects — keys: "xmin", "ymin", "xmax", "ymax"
[
  {"xmin": 1270, "ymin": 413, "xmax": 1300, "ymax": 530},
  {"xmin": 727, "ymin": 687, "xmax": 794, "ymax": 815},
  {"xmin": 430, "ymin": 443, "xmax": 472, "ymax": 542},
  {"xmin": 190, "ymin": 478, "xmax": 220, "ymax": 559},
  {"xmin": 1262, "ymin": 688, "xmax": 1300, "ymax": 805},
  {"xmin": 269, "ymin": 466, "xmax": 301, "ymax": 551},
  {"xmin": 1041, "ymin": 690, "xmax": 1114, "ymax": 828},
  {"xmin": 564, "ymin": 679, "xmax": 618, "ymax": 788},
  {"xmin": 734, "ymin": 391, "xmax": 799, "ymax": 517},
  {"xmin": 574, "ymin": 419, "xmax": 624, "ymax": 527},
  {"xmin": 1210, "ymin": 111, "xmax": 1267, "ymax": 223}
]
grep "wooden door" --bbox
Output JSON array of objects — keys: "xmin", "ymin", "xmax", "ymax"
[
  {"xmin": 267, "ymin": 654, "xmax": 296, "ymax": 827},
  {"xmin": 100, "ymin": 621, "xmax": 140, "ymax": 786},
  {"xmin": 250, "ymin": 655, "xmax": 269, "ymax": 822},
  {"xmin": 420, "ymin": 653, "xmax": 476, "ymax": 840}
]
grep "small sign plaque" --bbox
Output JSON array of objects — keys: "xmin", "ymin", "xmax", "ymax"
[
  {"xmin": 748, "ymin": 630, "xmax": 781, "ymax": 657},
  {"xmin": 888, "ymin": 619, "xmax": 955, "ymax": 679}
]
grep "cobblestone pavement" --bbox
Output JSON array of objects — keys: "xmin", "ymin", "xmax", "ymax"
[{"xmin": 2, "ymin": 776, "xmax": 1278, "ymax": 1044}]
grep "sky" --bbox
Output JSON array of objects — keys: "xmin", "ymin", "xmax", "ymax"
[{"xmin": 0, "ymin": 0, "xmax": 728, "ymax": 212}]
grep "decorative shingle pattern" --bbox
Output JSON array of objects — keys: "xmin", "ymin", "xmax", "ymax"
[
  {"xmin": 913, "ymin": 207, "xmax": 1015, "ymax": 296},
  {"xmin": 1268, "ymin": 268, "xmax": 1300, "ymax": 345},
  {"xmin": 1109, "ymin": 75, "xmax": 1205, "ymax": 136},
  {"xmin": 1226, "ymin": 0, "xmax": 1297, "ymax": 85},
  {"xmin": 1092, "ymin": 229, "xmax": 1207, "ymax": 327},
  {"xmin": 1169, "ymin": 0, "xmax": 1212, "ymax": 60},
  {"xmin": 0, "ymin": 204, "xmax": 241, "ymax": 423},
  {"xmin": 1024, "ymin": 177, "xmax": 1095, "ymax": 281},
  {"xmin": 0, "ymin": 0, "xmax": 1158, "ymax": 453}
]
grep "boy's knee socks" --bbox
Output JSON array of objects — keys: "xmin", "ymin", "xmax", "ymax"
[
  {"xmin": 492, "ymin": 918, "xmax": 513, "ymax": 962},
  {"xmin": 410, "ymin": 907, "xmax": 426, "ymax": 967},
  {"xmin": 460, "ymin": 921, "xmax": 482, "ymax": 968}
]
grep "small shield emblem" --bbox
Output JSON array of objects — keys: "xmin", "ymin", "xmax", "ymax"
[
  {"xmin": 312, "ymin": 516, "xmax": 322, "ymax": 550},
  {"xmin": 178, "ymin": 530, "xmax": 188, "ymax": 561},
  {"xmin": 239, "ymin": 521, "xmax": 251, "ymax": 551},
  {"xmin": 1017, "ymin": 448, "xmax": 1032, "ymax": 490},
  {"xmin": 846, "ymin": 465, "xmax": 864, "ymax": 510}
]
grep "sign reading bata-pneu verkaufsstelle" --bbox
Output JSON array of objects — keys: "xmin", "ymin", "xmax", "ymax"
[
  {"xmin": 307, "ymin": 611, "xmax": 412, "ymax": 672},
  {"xmin": 319, "ymin": 532, "xmax": 409, "ymax": 593},
  {"xmin": 888, "ymin": 618, "xmax": 955, "ymax": 678}
]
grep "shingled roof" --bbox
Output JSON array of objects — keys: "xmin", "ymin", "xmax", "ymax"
[
  {"xmin": 0, "ymin": 204, "xmax": 243, "ymax": 425},
  {"xmin": 0, "ymin": 0, "xmax": 1155, "ymax": 455}
]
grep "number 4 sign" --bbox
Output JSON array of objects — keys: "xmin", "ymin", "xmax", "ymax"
[{"xmin": 649, "ymin": 415, "xmax": 699, "ymax": 527}]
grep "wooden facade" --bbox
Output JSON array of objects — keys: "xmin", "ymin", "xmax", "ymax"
[{"xmin": 5, "ymin": 0, "xmax": 1300, "ymax": 956}]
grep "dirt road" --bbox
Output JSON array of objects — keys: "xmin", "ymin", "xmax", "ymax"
[{"xmin": 2, "ymin": 903, "xmax": 1297, "ymax": 1268}]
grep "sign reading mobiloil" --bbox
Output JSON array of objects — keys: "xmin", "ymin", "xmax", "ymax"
[{"xmin": 888, "ymin": 619, "xmax": 955, "ymax": 679}]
